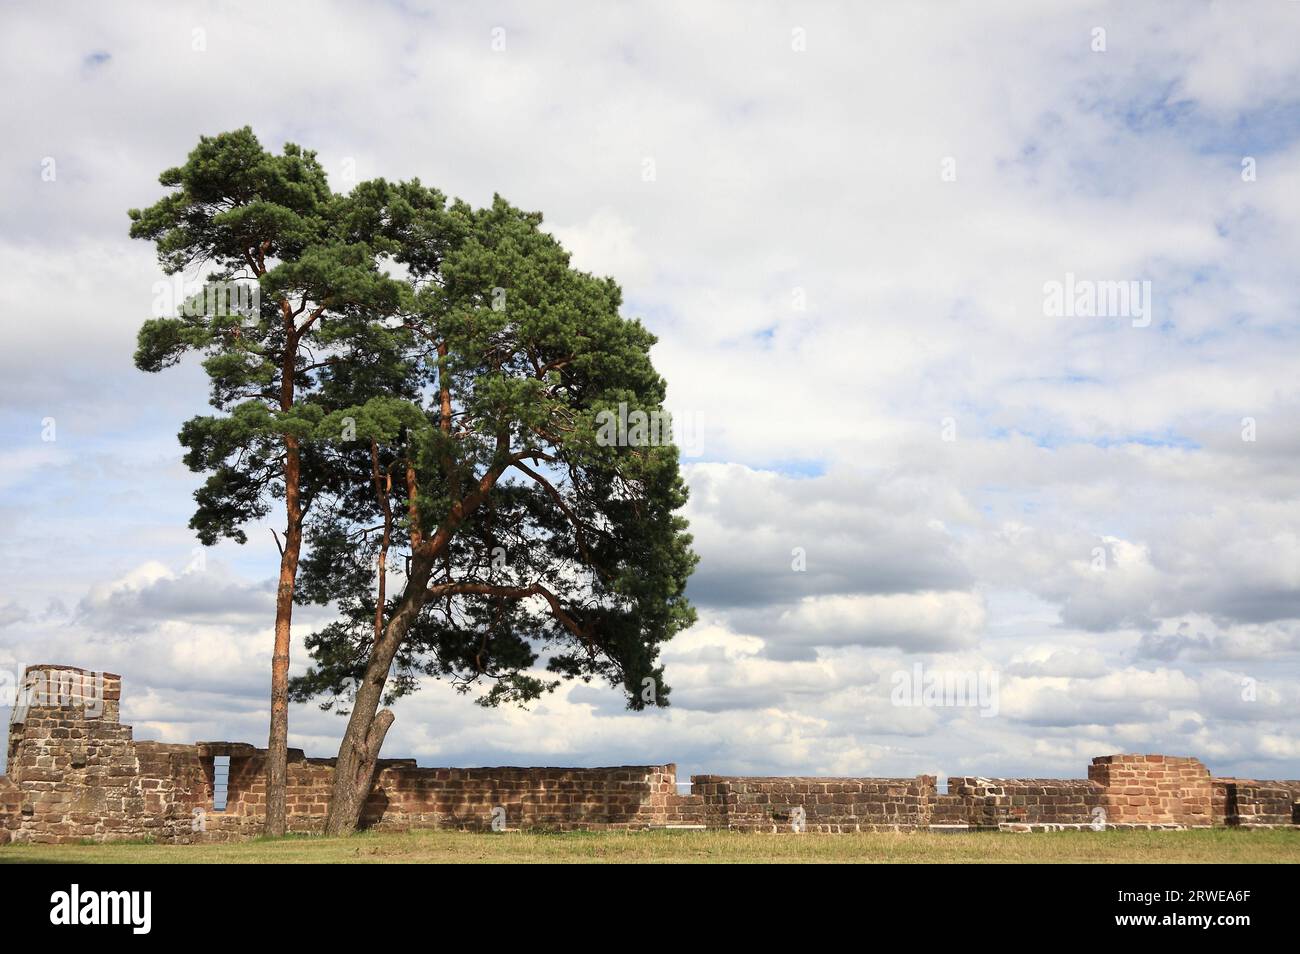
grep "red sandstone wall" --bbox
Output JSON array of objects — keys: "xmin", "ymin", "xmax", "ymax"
[
  {"xmin": 187, "ymin": 748, "xmax": 686, "ymax": 839},
  {"xmin": 1214, "ymin": 778, "xmax": 1300, "ymax": 827},
  {"xmin": 942, "ymin": 777, "xmax": 1104, "ymax": 829},
  {"xmin": 1088, "ymin": 755, "xmax": 1213, "ymax": 828},
  {"xmin": 1, "ymin": 666, "xmax": 150, "ymax": 844},
  {"xmin": 689, "ymin": 775, "xmax": 934, "ymax": 831},
  {"xmin": 0, "ymin": 776, "xmax": 21, "ymax": 844},
  {"xmin": 2, "ymin": 665, "xmax": 1297, "ymax": 844}
]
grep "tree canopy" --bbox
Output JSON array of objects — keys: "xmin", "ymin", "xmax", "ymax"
[{"xmin": 292, "ymin": 191, "xmax": 698, "ymax": 716}]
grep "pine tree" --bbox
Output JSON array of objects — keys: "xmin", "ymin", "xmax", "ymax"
[
  {"xmin": 288, "ymin": 191, "xmax": 698, "ymax": 834},
  {"xmin": 130, "ymin": 128, "xmax": 410, "ymax": 836}
]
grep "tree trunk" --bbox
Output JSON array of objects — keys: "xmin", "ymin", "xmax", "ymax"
[
  {"xmin": 326, "ymin": 709, "xmax": 394, "ymax": 834},
  {"xmin": 323, "ymin": 450, "xmax": 507, "ymax": 835},
  {"xmin": 324, "ymin": 555, "xmax": 434, "ymax": 835},
  {"xmin": 265, "ymin": 433, "xmax": 303, "ymax": 837}
]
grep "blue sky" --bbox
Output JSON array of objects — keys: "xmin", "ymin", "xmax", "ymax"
[{"xmin": 2, "ymin": 0, "xmax": 1300, "ymax": 783}]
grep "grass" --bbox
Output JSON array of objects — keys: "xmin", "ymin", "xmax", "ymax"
[{"xmin": 1, "ymin": 827, "xmax": 1297, "ymax": 864}]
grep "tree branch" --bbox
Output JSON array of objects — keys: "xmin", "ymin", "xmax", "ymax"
[
  {"xmin": 424, "ymin": 581, "xmax": 595, "ymax": 648},
  {"xmin": 294, "ymin": 302, "xmax": 330, "ymax": 337},
  {"xmin": 511, "ymin": 459, "xmax": 609, "ymax": 580}
]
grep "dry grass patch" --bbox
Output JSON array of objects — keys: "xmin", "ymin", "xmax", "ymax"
[{"xmin": 1, "ymin": 827, "xmax": 1297, "ymax": 864}]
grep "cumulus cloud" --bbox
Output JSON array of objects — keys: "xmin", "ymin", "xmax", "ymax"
[
  {"xmin": 743, "ymin": 591, "xmax": 986, "ymax": 656},
  {"xmin": 75, "ymin": 561, "xmax": 279, "ymax": 633},
  {"xmin": 1007, "ymin": 648, "xmax": 1110, "ymax": 679},
  {"xmin": 683, "ymin": 462, "xmax": 974, "ymax": 610}
]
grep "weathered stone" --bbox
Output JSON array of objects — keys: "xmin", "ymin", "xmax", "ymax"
[{"xmin": 3, "ymin": 665, "xmax": 1298, "ymax": 844}]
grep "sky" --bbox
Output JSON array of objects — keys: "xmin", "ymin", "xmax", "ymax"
[{"xmin": 2, "ymin": 0, "xmax": 1299, "ymax": 784}]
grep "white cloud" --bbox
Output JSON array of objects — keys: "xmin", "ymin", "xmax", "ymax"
[{"xmin": 0, "ymin": 0, "xmax": 1298, "ymax": 780}]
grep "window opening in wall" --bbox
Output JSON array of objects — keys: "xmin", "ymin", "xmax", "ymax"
[{"xmin": 213, "ymin": 755, "xmax": 230, "ymax": 812}]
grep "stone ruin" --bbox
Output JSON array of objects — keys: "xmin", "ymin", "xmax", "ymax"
[{"xmin": 2, "ymin": 664, "xmax": 1297, "ymax": 843}]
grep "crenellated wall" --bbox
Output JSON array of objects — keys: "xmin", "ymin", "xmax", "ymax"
[
  {"xmin": 1213, "ymin": 778, "xmax": 1300, "ymax": 828},
  {"xmin": 0, "ymin": 666, "xmax": 692, "ymax": 843},
  {"xmin": 936, "ymin": 777, "xmax": 1104, "ymax": 830},
  {"xmin": 2, "ymin": 665, "xmax": 1297, "ymax": 844},
  {"xmin": 183, "ymin": 743, "xmax": 685, "ymax": 840},
  {"xmin": 690, "ymin": 775, "xmax": 935, "ymax": 832}
]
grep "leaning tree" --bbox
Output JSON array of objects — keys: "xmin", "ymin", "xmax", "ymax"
[
  {"xmin": 130, "ymin": 128, "xmax": 410, "ymax": 835},
  {"xmin": 289, "ymin": 191, "xmax": 698, "ymax": 834}
]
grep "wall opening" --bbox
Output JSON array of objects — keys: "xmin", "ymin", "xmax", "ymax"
[{"xmin": 213, "ymin": 755, "xmax": 230, "ymax": 812}]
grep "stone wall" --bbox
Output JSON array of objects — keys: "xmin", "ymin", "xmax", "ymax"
[
  {"xmin": 1088, "ymin": 754, "xmax": 1213, "ymax": 827},
  {"xmin": 183, "ymin": 744, "xmax": 686, "ymax": 840},
  {"xmin": 1, "ymin": 666, "xmax": 155, "ymax": 844},
  {"xmin": 0, "ymin": 775, "xmax": 21, "ymax": 843},
  {"xmin": 690, "ymin": 775, "xmax": 934, "ymax": 832},
  {"xmin": 1214, "ymin": 778, "xmax": 1300, "ymax": 828},
  {"xmin": 0, "ymin": 666, "xmax": 695, "ymax": 843},
  {"xmin": 937, "ymin": 777, "xmax": 1104, "ymax": 830},
  {"xmin": 2, "ymin": 665, "xmax": 1297, "ymax": 843}
]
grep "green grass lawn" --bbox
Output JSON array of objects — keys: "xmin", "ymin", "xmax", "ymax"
[{"xmin": 2, "ymin": 827, "xmax": 1296, "ymax": 863}]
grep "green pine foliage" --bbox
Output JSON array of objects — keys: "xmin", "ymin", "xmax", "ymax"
[{"xmin": 132, "ymin": 127, "xmax": 697, "ymax": 720}]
